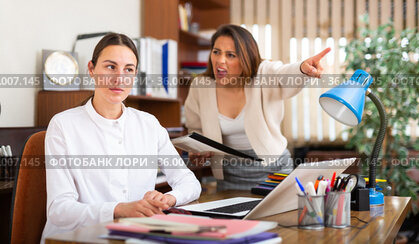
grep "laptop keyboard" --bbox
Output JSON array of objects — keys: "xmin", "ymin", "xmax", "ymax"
[{"xmin": 205, "ymin": 200, "xmax": 262, "ymax": 214}]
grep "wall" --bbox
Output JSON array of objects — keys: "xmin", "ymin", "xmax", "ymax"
[{"xmin": 0, "ymin": 0, "xmax": 141, "ymax": 127}]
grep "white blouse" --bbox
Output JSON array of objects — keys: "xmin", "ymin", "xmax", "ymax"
[{"xmin": 41, "ymin": 99, "xmax": 201, "ymax": 240}]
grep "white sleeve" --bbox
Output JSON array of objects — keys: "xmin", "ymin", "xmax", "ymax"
[
  {"xmin": 45, "ymin": 117, "xmax": 118, "ymax": 230},
  {"xmin": 258, "ymin": 60, "xmax": 308, "ymax": 99},
  {"xmin": 155, "ymin": 123, "xmax": 201, "ymax": 206}
]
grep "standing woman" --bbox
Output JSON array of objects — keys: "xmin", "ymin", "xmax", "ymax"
[
  {"xmin": 185, "ymin": 24, "xmax": 330, "ymax": 191},
  {"xmin": 42, "ymin": 33, "xmax": 201, "ymax": 240}
]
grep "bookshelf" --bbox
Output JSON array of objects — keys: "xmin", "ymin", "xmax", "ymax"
[
  {"xmin": 142, "ymin": 0, "xmax": 230, "ymax": 103},
  {"xmin": 141, "ymin": 0, "xmax": 230, "ymax": 181}
]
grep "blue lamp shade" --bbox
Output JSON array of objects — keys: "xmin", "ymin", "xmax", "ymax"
[{"xmin": 319, "ymin": 70, "xmax": 373, "ymax": 127}]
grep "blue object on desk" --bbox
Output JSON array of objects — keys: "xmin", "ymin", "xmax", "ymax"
[{"xmin": 319, "ymin": 69, "xmax": 387, "ymax": 207}]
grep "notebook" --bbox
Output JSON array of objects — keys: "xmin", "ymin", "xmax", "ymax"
[
  {"xmin": 177, "ymin": 158, "xmax": 356, "ymax": 219},
  {"xmin": 105, "ymin": 214, "xmax": 278, "ymax": 242}
]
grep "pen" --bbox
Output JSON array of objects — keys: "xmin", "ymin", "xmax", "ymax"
[
  {"xmin": 337, "ymin": 177, "xmax": 346, "ymax": 191},
  {"xmin": 340, "ymin": 176, "xmax": 351, "ymax": 191},
  {"xmin": 333, "ymin": 177, "xmax": 341, "ymax": 191},
  {"xmin": 295, "ymin": 177, "xmax": 323, "ymax": 225},
  {"xmin": 295, "ymin": 182, "xmax": 310, "ymax": 224},
  {"xmin": 295, "ymin": 182, "xmax": 304, "ymax": 195}
]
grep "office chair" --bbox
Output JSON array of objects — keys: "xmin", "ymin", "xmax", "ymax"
[{"xmin": 10, "ymin": 131, "xmax": 46, "ymax": 244}]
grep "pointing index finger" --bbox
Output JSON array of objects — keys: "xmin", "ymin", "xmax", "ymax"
[{"xmin": 313, "ymin": 47, "xmax": 331, "ymax": 61}]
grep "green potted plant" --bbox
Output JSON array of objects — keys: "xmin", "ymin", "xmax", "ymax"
[{"xmin": 343, "ymin": 17, "xmax": 419, "ymax": 212}]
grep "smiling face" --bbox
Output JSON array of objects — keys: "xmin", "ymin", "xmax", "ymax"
[
  {"xmin": 211, "ymin": 36, "xmax": 243, "ymax": 86},
  {"xmin": 88, "ymin": 45, "xmax": 137, "ymax": 105}
]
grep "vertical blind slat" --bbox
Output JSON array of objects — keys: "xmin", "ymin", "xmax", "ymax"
[
  {"xmin": 243, "ymin": 0, "xmax": 254, "ymax": 29},
  {"xmin": 256, "ymin": 0, "xmax": 267, "ymax": 58},
  {"xmin": 319, "ymin": 0, "xmax": 329, "ymax": 39},
  {"xmin": 369, "ymin": 0, "xmax": 379, "ymax": 29},
  {"xmin": 394, "ymin": 0, "xmax": 404, "ymax": 32},
  {"xmin": 230, "ymin": 0, "xmax": 242, "ymax": 25},
  {"xmin": 406, "ymin": 0, "xmax": 416, "ymax": 28},
  {"xmin": 281, "ymin": 0, "xmax": 292, "ymax": 63},
  {"xmin": 356, "ymin": 0, "xmax": 366, "ymax": 34},
  {"xmin": 381, "ymin": 0, "xmax": 392, "ymax": 25},
  {"xmin": 269, "ymin": 0, "xmax": 280, "ymax": 60},
  {"xmin": 344, "ymin": 0, "xmax": 355, "ymax": 38}
]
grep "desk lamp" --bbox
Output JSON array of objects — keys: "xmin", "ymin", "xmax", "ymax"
[{"xmin": 319, "ymin": 70, "xmax": 387, "ymax": 206}]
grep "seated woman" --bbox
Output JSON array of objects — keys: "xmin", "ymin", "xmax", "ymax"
[
  {"xmin": 185, "ymin": 24, "xmax": 330, "ymax": 191},
  {"xmin": 42, "ymin": 33, "xmax": 201, "ymax": 240}
]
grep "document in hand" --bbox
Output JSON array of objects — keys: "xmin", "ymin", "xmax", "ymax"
[
  {"xmin": 106, "ymin": 214, "xmax": 277, "ymax": 241},
  {"xmin": 171, "ymin": 132, "xmax": 262, "ymax": 161}
]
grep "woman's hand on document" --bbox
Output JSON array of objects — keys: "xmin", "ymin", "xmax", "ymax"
[
  {"xmin": 113, "ymin": 190, "xmax": 176, "ymax": 218},
  {"xmin": 189, "ymin": 151, "xmax": 214, "ymax": 166}
]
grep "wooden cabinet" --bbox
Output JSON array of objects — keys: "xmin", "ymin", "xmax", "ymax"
[
  {"xmin": 36, "ymin": 91, "xmax": 181, "ymax": 128},
  {"xmin": 37, "ymin": 90, "xmax": 94, "ymax": 127}
]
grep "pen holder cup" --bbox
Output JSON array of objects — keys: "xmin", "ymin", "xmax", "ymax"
[
  {"xmin": 297, "ymin": 194, "xmax": 325, "ymax": 229},
  {"xmin": 325, "ymin": 191, "xmax": 351, "ymax": 228}
]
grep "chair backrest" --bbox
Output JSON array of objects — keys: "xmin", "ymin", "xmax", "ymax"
[{"xmin": 10, "ymin": 131, "xmax": 46, "ymax": 244}]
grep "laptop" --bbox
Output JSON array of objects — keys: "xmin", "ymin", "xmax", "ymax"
[{"xmin": 177, "ymin": 158, "xmax": 356, "ymax": 219}]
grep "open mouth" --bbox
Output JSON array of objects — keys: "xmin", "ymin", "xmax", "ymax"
[{"xmin": 216, "ymin": 67, "xmax": 227, "ymax": 79}]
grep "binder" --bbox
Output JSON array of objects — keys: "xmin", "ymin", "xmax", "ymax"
[
  {"xmin": 105, "ymin": 214, "xmax": 278, "ymax": 242},
  {"xmin": 171, "ymin": 132, "xmax": 262, "ymax": 161},
  {"xmin": 104, "ymin": 230, "xmax": 278, "ymax": 243}
]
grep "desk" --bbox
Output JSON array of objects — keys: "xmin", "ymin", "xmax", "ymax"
[{"xmin": 46, "ymin": 191, "xmax": 411, "ymax": 244}]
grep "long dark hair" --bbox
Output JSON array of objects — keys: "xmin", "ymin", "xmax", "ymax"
[{"xmin": 203, "ymin": 24, "xmax": 262, "ymax": 79}]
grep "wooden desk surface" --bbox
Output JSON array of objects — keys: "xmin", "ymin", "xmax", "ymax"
[{"xmin": 46, "ymin": 191, "xmax": 411, "ymax": 244}]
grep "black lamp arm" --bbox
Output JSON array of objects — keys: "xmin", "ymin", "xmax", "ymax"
[{"xmin": 366, "ymin": 91, "xmax": 388, "ymax": 189}]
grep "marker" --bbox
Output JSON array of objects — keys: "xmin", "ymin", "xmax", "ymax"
[
  {"xmin": 314, "ymin": 175, "xmax": 324, "ymax": 191},
  {"xmin": 306, "ymin": 181, "xmax": 317, "ymax": 196},
  {"xmin": 330, "ymin": 172, "xmax": 336, "ymax": 189},
  {"xmin": 317, "ymin": 180, "xmax": 328, "ymax": 196}
]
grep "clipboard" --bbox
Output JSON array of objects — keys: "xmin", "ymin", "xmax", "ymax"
[{"xmin": 171, "ymin": 132, "xmax": 262, "ymax": 161}]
